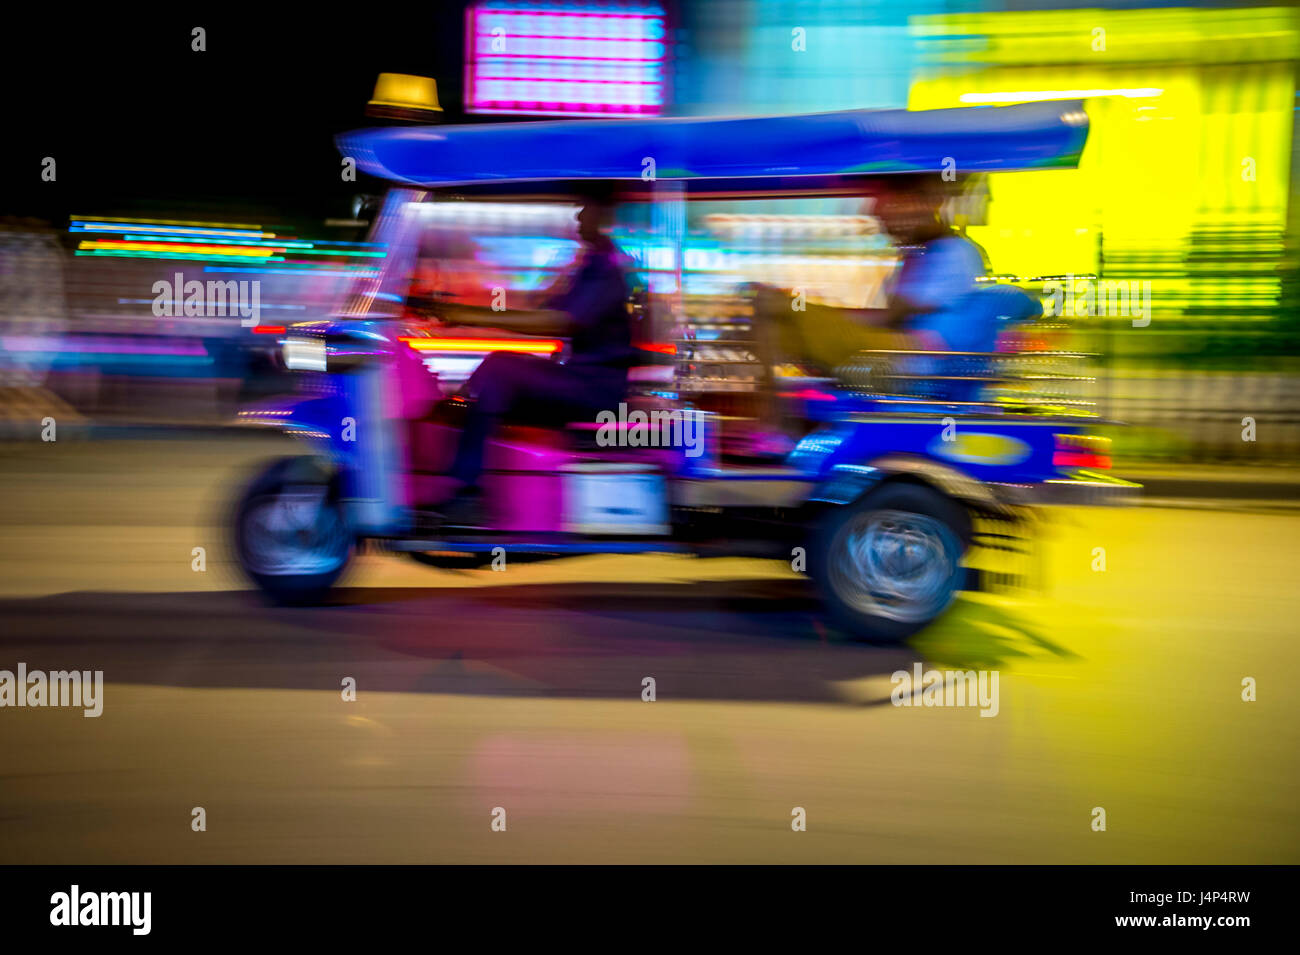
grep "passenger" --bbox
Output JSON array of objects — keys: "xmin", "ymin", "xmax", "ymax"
[
  {"xmin": 874, "ymin": 174, "xmax": 993, "ymax": 353},
  {"xmin": 753, "ymin": 174, "xmax": 992, "ymax": 373},
  {"xmin": 432, "ymin": 187, "xmax": 635, "ymax": 526},
  {"xmin": 750, "ymin": 175, "xmax": 1040, "ymax": 411}
]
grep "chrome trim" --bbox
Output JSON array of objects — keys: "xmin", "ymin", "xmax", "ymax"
[
  {"xmin": 994, "ymin": 470, "xmax": 1141, "ymax": 507},
  {"xmin": 673, "ymin": 478, "xmax": 814, "ymax": 509},
  {"xmin": 866, "ymin": 454, "xmax": 1010, "ymax": 514}
]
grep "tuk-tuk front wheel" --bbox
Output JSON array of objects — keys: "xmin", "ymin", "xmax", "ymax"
[
  {"xmin": 813, "ymin": 482, "xmax": 970, "ymax": 644},
  {"xmin": 234, "ymin": 456, "xmax": 352, "ymax": 605}
]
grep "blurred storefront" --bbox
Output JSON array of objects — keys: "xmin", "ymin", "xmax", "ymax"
[
  {"xmin": 906, "ymin": 5, "xmax": 1300, "ymax": 462},
  {"xmin": 670, "ymin": 1, "xmax": 1300, "ymax": 463}
]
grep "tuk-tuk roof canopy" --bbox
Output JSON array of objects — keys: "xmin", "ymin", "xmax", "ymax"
[{"xmin": 338, "ymin": 100, "xmax": 1088, "ymax": 191}]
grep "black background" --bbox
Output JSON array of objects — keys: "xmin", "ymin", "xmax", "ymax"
[
  {"xmin": 2, "ymin": 865, "xmax": 1281, "ymax": 940},
  {"xmin": 1, "ymin": 4, "xmax": 479, "ymax": 224}
]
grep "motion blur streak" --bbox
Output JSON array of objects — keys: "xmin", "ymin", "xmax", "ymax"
[{"xmin": 1, "ymin": 1, "xmax": 1297, "ymax": 867}]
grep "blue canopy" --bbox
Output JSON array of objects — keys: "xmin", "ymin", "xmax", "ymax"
[{"xmin": 337, "ymin": 100, "xmax": 1088, "ymax": 189}]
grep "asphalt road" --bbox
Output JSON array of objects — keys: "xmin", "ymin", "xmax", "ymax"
[{"xmin": 0, "ymin": 435, "xmax": 1296, "ymax": 863}]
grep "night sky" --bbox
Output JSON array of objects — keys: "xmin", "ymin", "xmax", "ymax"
[{"xmin": 3, "ymin": 4, "xmax": 479, "ymax": 225}]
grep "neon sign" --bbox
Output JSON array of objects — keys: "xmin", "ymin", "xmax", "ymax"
[{"xmin": 465, "ymin": 2, "xmax": 667, "ymax": 116}]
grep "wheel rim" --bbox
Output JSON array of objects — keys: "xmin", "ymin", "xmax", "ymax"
[
  {"xmin": 827, "ymin": 508, "xmax": 960, "ymax": 623},
  {"xmin": 241, "ymin": 484, "xmax": 350, "ymax": 577}
]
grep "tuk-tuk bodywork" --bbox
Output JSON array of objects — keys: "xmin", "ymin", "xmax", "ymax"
[{"xmin": 234, "ymin": 99, "xmax": 1135, "ymax": 635}]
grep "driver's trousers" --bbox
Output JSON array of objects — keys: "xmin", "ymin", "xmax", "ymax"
[{"xmin": 449, "ymin": 352, "xmax": 626, "ymax": 487}]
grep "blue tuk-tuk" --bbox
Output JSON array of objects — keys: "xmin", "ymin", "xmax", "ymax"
[{"xmin": 232, "ymin": 99, "xmax": 1137, "ymax": 643}]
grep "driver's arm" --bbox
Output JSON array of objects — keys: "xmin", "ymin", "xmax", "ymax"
[
  {"xmin": 438, "ymin": 303, "xmax": 574, "ymax": 336},
  {"xmin": 440, "ymin": 257, "xmax": 625, "ymax": 338},
  {"xmin": 842, "ymin": 297, "xmax": 926, "ymax": 331}
]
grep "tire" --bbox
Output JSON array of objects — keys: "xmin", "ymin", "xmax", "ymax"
[
  {"xmin": 811, "ymin": 481, "xmax": 971, "ymax": 644},
  {"xmin": 233, "ymin": 456, "xmax": 352, "ymax": 605}
]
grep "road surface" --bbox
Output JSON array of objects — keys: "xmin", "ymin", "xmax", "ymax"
[{"xmin": 0, "ymin": 435, "xmax": 1296, "ymax": 863}]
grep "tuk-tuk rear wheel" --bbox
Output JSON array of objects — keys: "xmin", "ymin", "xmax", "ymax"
[{"xmin": 812, "ymin": 482, "xmax": 970, "ymax": 644}]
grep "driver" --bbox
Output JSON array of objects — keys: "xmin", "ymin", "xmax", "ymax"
[{"xmin": 431, "ymin": 186, "xmax": 635, "ymax": 526}]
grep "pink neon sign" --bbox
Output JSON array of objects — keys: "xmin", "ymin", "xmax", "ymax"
[{"xmin": 465, "ymin": 3, "xmax": 667, "ymax": 116}]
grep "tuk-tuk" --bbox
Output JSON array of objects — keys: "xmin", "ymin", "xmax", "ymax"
[{"xmin": 232, "ymin": 99, "xmax": 1137, "ymax": 643}]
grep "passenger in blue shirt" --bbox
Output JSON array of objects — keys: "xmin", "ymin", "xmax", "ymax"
[
  {"xmin": 872, "ymin": 175, "xmax": 993, "ymax": 352},
  {"xmin": 755, "ymin": 175, "xmax": 1045, "ymax": 366},
  {"xmin": 745, "ymin": 176, "xmax": 1042, "ymax": 440},
  {"xmin": 873, "ymin": 177, "xmax": 1042, "ymax": 400}
]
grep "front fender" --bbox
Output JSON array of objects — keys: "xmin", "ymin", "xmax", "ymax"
[
  {"xmin": 810, "ymin": 453, "xmax": 1010, "ymax": 516},
  {"xmin": 236, "ymin": 394, "xmax": 351, "ymax": 451},
  {"xmin": 248, "ymin": 453, "xmax": 340, "ymax": 488}
]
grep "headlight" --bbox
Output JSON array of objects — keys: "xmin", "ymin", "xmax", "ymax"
[{"xmin": 283, "ymin": 336, "xmax": 327, "ymax": 372}]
